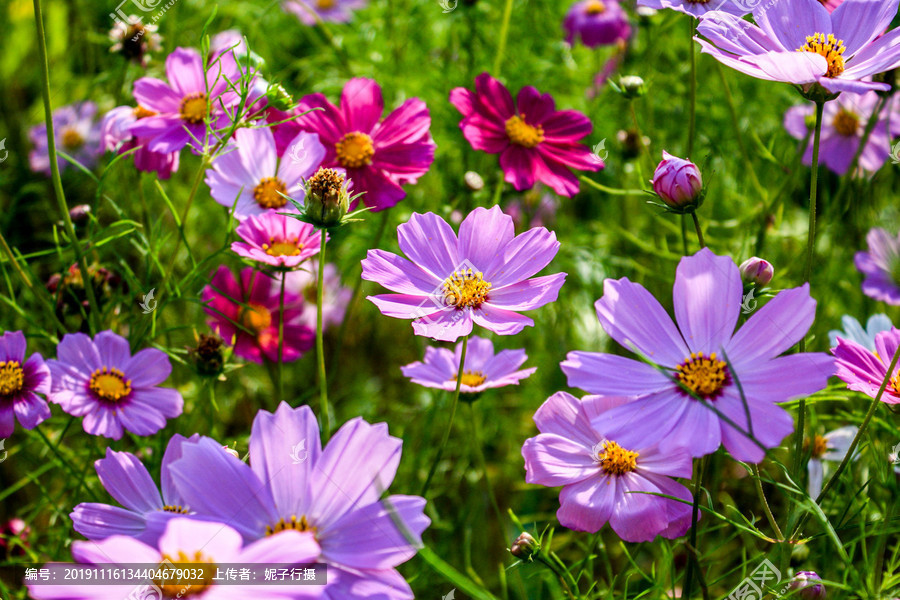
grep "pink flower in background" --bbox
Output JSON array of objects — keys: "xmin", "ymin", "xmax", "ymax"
[
  {"xmin": 854, "ymin": 228, "xmax": 900, "ymax": 305},
  {"xmin": 283, "ymin": 263, "xmax": 352, "ymax": 331},
  {"xmin": 0, "ymin": 331, "xmax": 51, "ymax": 438},
  {"xmin": 283, "ymin": 0, "xmax": 368, "ymax": 25},
  {"xmin": 450, "ymin": 73, "xmax": 601, "ymax": 197},
  {"xmin": 231, "ymin": 213, "xmax": 325, "ymax": 268},
  {"xmin": 100, "ymin": 105, "xmax": 180, "ymax": 179},
  {"xmin": 564, "ymin": 0, "xmax": 632, "ymax": 48},
  {"xmin": 833, "ymin": 327, "xmax": 900, "ymax": 403},
  {"xmin": 29, "ymin": 102, "xmax": 102, "ymax": 176},
  {"xmin": 638, "ymin": 0, "xmax": 750, "ymax": 18}
]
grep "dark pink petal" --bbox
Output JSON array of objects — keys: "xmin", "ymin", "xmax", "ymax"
[
  {"xmin": 530, "ymin": 149, "xmax": 581, "ymax": 197},
  {"xmin": 538, "ymin": 141, "xmax": 603, "ymax": 171},
  {"xmin": 500, "ymin": 146, "xmax": 537, "ymax": 190},
  {"xmin": 374, "ymin": 98, "xmax": 432, "ymax": 147},
  {"xmin": 165, "ymin": 47, "xmax": 205, "ymax": 96},
  {"xmin": 132, "ymin": 78, "xmax": 181, "ymax": 113},
  {"xmin": 459, "ymin": 114, "xmax": 510, "ymax": 154},
  {"xmin": 516, "ymin": 86, "xmax": 556, "ymax": 125},
  {"xmin": 833, "ymin": 336, "xmax": 890, "ymax": 397},
  {"xmin": 449, "ymin": 86, "xmax": 476, "ymax": 117},
  {"xmin": 295, "ymin": 93, "xmax": 346, "ymax": 144},
  {"xmin": 541, "ymin": 110, "xmax": 593, "ymax": 142},
  {"xmin": 371, "ymin": 140, "xmax": 435, "ymax": 178},
  {"xmin": 473, "ymin": 72, "xmax": 516, "ymax": 122},
  {"xmin": 340, "ymin": 78, "xmax": 384, "ymax": 133},
  {"xmin": 348, "ymin": 165, "xmax": 407, "ymax": 211}
]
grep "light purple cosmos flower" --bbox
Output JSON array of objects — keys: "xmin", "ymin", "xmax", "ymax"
[
  {"xmin": 168, "ymin": 403, "xmax": 430, "ymax": 599},
  {"xmin": 696, "ymin": 0, "xmax": 900, "ymax": 95},
  {"xmin": 0, "ymin": 331, "xmax": 51, "ymax": 438},
  {"xmin": 401, "ymin": 335, "xmax": 536, "ymax": 394},
  {"xmin": 563, "ymin": 0, "xmax": 632, "ymax": 48},
  {"xmin": 27, "ymin": 518, "xmax": 321, "ymax": 600},
  {"xmin": 29, "ymin": 102, "xmax": 102, "ymax": 176},
  {"xmin": 807, "ymin": 425, "xmax": 858, "ymax": 497},
  {"xmin": 784, "ymin": 90, "xmax": 894, "ymax": 175},
  {"xmin": 206, "ymin": 127, "xmax": 325, "ymax": 220},
  {"xmin": 638, "ymin": 0, "xmax": 750, "ymax": 18},
  {"xmin": 361, "ymin": 205, "xmax": 566, "ymax": 343},
  {"xmin": 833, "ymin": 327, "xmax": 900, "ymax": 404},
  {"xmin": 100, "ymin": 105, "xmax": 180, "ymax": 179},
  {"xmin": 130, "ymin": 47, "xmax": 242, "ymax": 154},
  {"xmin": 232, "ymin": 213, "xmax": 324, "ymax": 268},
  {"xmin": 828, "ymin": 314, "xmax": 892, "ymax": 351},
  {"xmin": 283, "ymin": 0, "xmax": 368, "ymax": 26},
  {"xmin": 47, "ymin": 331, "xmax": 183, "ymax": 440},
  {"xmin": 284, "ymin": 263, "xmax": 352, "ymax": 331},
  {"xmin": 561, "ymin": 248, "xmax": 834, "ymax": 463},
  {"xmin": 70, "ymin": 434, "xmax": 200, "ymax": 545},
  {"xmin": 855, "ymin": 228, "xmax": 900, "ymax": 305},
  {"xmin": 522, "ymin": 392, "xmax": 694, "ymax": 542}
]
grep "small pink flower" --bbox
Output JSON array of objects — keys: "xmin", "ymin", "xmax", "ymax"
[{"xmin": 231, "ymin": 213, "xmax": 325, "ymax": 268}]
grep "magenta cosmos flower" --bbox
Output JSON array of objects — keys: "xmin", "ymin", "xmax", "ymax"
[
  {"xmin": 560, "ymin": 248, "xmax": 834, "ymax": 463},
  {"xmin": 361, "ymin": 205, "xmax": 566, "ymax": 343},
  {"xmin": 168, "ymin": 403, "xmax": 430, "ymax": 599},
  {"xmin": 0, "ymin": 331, "xmax": 51, "ymax": 438},
  {"xmin": 29, "ymin": 101, "xmax": 102, "ymax": 176},
  {"xmin": 450, "ymin": 73, "xmax": 601, "ymax": 197},
  {"xmin": 280, "ymin": 78, "xmax": 435, "ymax": 212},
  {"xmin": 564, "ymin": 0, "xmax": 632, "ymax": 48},
  {"xmin": 203, "ymin": 266, "xmax": 314, "ymax": 364},
  {"xmin": 855, "ymin": 228, "xmax": 900, "ymax": 305},
  {"xmin": 206, "ymin": 126, "xmax": 325, "ymax": 220},
  {"xmin": 696, "ymin": 0, "xmax": 900, "ymax": 95},
  {"xmin": 232, "ymin": 213, "xmax": 325, "ymax": 268},
  {"xmin": 401, "ymin": 335, "xmax": 536, "ymax": 394},
  {"xmin": 27, "ymin": 518, "xmax": 321, "ymax": 600},
  {"xmin": 833, "ymin": 328, "xmax": 900, "ymax": 403},
  {"xmin": 283, "ymin": 0, "xmax": 367, "ymax": 25},
  {"xmin": 283, "ymin": 263, "xmax": 351, "ymax": 331},
  {"xmin": 70, "ymin": 434, "xmax": 199, "ymax": 545},
  {"xmin": 522, "ymin": 392, "xmax": 694, "ymax": 542},
  {"xmin": 784, "ymin": 91, "xmax": 893, "ymax": 175},
  {"xmin": 130, "ymin": 47, "xmax": 241, "ymax": 153},
  {"xmin": 100, "ymin": 105, "xmax": 180, "ymax": 179},
  {"xmin": 46, "ymin": 331, "xmax": 182, "ymax": 440}
]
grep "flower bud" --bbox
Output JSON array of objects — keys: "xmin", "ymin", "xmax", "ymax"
[
  {"xmin": 650, "ymin": 151, "xmax": 703, "ymax": 212},
  {"xmin": 189, "ymin": 333, "xmax": 225, "ymax": 377},
  {"xmin": 618, "ymin": 75, "xmax": 646, "ymax": 99},
  {"xmin": 788, "ymin": 571, "xmax": 826, "ymax": 600},
  {"xmin": 69, "ymin": 204, "xmax": 91, "ymax": 224},
  {"xmin": 510, "ymin": 532, "xmax": 540, "ymax": 560},
  {"xmin": 464, "ymin": 170, "xmax": 484, "ymax": 191},
  {"xmin": 739, "ymin": 257, "xmax": 774, "ymax": 287},
  {"xmin": 305, "ymin": 168, "xmax": 351, "ymax": 228},
  {"xmin": 0, "ymin": 518, "xmax": 31, "ymax": 560},
  {"xmin": 266, "ymin": 83, "xmax": 295, "ymax": 112}
]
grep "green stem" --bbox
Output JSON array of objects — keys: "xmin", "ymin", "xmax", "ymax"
[
  {"xmin": 629, "ymin": 100, "xmax": 646, "ymax": 184},
  {"xmin": 681, "ymin": 215, "xmax": 689, "ymax": 255},
  {"xmin": 691, "ymin": 212, "xmax": 705, "ymax": 248},
  {"xmin": 163, "ymin": 161, "xmax": 207, "ymax": 283},
  {"xmin": 468, "ymin": 403, "xmax": 505, "ymax": 534},
  {"xmin": 682, "ymin": 457, "xmax": 709, "ymax": 600},
  {"xmin": 493, "ymin": 0, "xmax": 514, "ymax": 76},
  {"xmin": 33, "ymin": 0, "xmax": 101, "ymax": 334},
  {"xmin": 277, "ymin": 270, "xmax": 286, "ymax": 405},
  {"xmin": 752, "ymin": 463, "xmax": 783, "ymax": 541},
  {"xmin": 687, "ymin": 17, "xmax": 697, "ymax": 158},
  {"xmin": 316, "ymin": 231, "xmax": 331, "ymax": 438}
]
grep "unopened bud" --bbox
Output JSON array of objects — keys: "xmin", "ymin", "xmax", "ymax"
[
  {"xmin": 650, "ymin": 151, "xmax": 703, "ymax": 212},
  {"xmin": 189, "ymin": 333, "xmax": 225, "ymax": 376},
  {"xmin": 510, "ymin": 532, "xmax": 539, "ymax": 559},
  {"xmin": 788, "ymin": 571, "xmax": 826, "ymax": 600},
  {"xmin": 69, "ymin": 204, "xmax": 91, "ymax": 224},
  {"xmin": 464, "ymin": 170, "xmax": 484, "ymax": 191},
  {"xmin": 739, "ymin": 257, "xmax": 774, "ymax": 287},
  {"xmin": 266, "ymin": 83, "xmax": 294, "ymax": 111},
  {"xmin": 618, "ymin": 75, "xmax": 646, "ymax": 99},
  {"xmin": 223, "ymin": 446, "xmax": 240, "ymax": 459},
  {"xmin": 305, "ymin": 168, "xmax": 351, "ymax": 228}
]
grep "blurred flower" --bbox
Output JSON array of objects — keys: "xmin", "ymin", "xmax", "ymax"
[
  {"xmin": 450, "ymin": 73, "xmax": 601, "ymax": 196},
  {"xmin": 0, "ymin": 331, "xmax": 51, "ymax": 438},
  {"xmin": 27, "ymin": 518, "xmax": 320, "ymax": 600},
  {"xmin": 739, "ymin": 257, "xmax": 774, "ymax": 287},
  {"xmin": 806, "ymin": 425, "xmax": 858, "ymax": 497},
  {"xmin": 696, "ymin": 0, "xmax": 900, "ymax": 96},
  {"xmin": 0, "ymin": 518, "xmax": 30, "ymax": 560},
  {"xmin": 108, "ymin": 17, "xmax": 160, "ymax": 65},
  {"xmin": 522, "ymin": 392, "xmax": 694, "ymax": 541},
  {"xmin": 209, "ymin": 29, "xmax": 247, "ymax": 58},
  {"xmin": 504, "ymin": 188, "xmax": 558, "ymax": 230},
  {"xmin": 828, "ymin": 314, "xmax": 892, "ymax": 351},
  {"xmin": 587, "ymin": 53, "xmax": 624, "ymax": 98},
  {"xmin": 168, "ymin": 403, "xmax": 430, "ymax": 599},
  {"xmin": 616, "ymin": 75, "xmax": 646, "ymax": 99},
  {"xmin": 29, "ymin": 101, "xmax": 102, "ymax": 176},
  {"xmin": 188, "ymin": 333, "xmax": 227, "ymax": 376},
  {"xmin": 855, "ymin": 228, "xmax": 900, "ymax": 305},
  {"xmin": 282, "ymin": 78, "xmax": 436, "ymax": 211},
  {"xmin": 206, "ymin": 127, "xmax": 324, "ymax": 220},
  {"xmin": 283, "ymin": 0, "xmax": 368, "ymax": 26},
  {"xmin": 833, "ymin": 327, "xmax": 900, "ymax": 403},
  {"xmin": 784, "ymin": 91, "xmax": 893, "ymax": 175},
  {"xmin": 361, "ymin": 206, "xmax": 566, "ymax": 342},
  {"xmin": 283, "ymin": 262, "xmax": 351, "ymax": 331},
  {"xmin": 789, "ymin": 571, "xmax": 827, "ymax": 599},
  {"xmin": 638, "ymin": 0, "xmax": 749, "ymax": 17},
  {"xmin": 231, "ymin": 212, "xmax": 325, "ymax": 268},
  {"xmin": 68, "ymin": 204, "xmax": 91, "ymax": 224},
  {"xmin": 464, "ymin": 170, "xmax": 485, "ymax": 191},
  {"xmin": 563, "ymin": 0, "xmax": 632, "ymax": 48},
  {"xmin": 617, "ymin": 128, "xmax": 650, "ymax": 160},
  {"xmin": 203, "ymin": 266, "xmax": 314, "ymax": 364},
  {"xmin": 650, "ymin": 151, "xmax": 703, "ymax": 212},
  {"xmin": 101, "ymin": 105, "xmax": 180, "ymax": 179},
  {"xmin": 401, "ymin": 335, "xmax": 536, "ymax": 394},
  {"xmin": 561, "ymin": 248, "xmax": 834, "ymax": 463},
  {"xmin": 47, "ymin": 263, "xmax": 119, "ymax": 315},
  {"xmin": 47, "ymin": 331, "xmax": 183, "ymax": 440},
  {"xmin": 510, "ymin": 532, "xmax": 539, "ymax": 559},
  {"xmin": 70, "ymin": 435, "xmax": 199, "ymax": 545}
]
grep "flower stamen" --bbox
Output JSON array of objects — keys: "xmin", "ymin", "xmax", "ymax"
[
  {"xmin": 592, "ymin": 440, "xmax": 639, "ymax": 475},
  {"xmin": 179, "ymin": 92, "xmax": 209, "ymax": 124},
  {"xmin": 442, "ymin": 269, "xmax": 491, "ymax": 309},
  {"xmin": 253, "ymin": 177, "xmax": 289, "ymax": 209},
  {"xmin": 89, "ymin": 367, "xmax": 132, "ymax": 402},
  {"xmin": 797, "ymin": 33, "xmax": 846, "ymax": 78},
  {"xmin": 0, "ymin": 361, "xmax": 25, "ymax": 396},
  {"xmin": 832, "ymin": 109, "xmax": 859, "ymax": 136},
  {"xmin": 266, "ymin": 515, "xmax": 316, "ymax": 536},
  {"xmin": 505, "ymin": 114, "xmax": 544, "ymax": 148},
  {"xmin": 450, "ymin": 370, "xmax": 487, "ymax": 388},
  {"xmin": 335, "ymin": 132, "xmax": 375, "ymax": 169},
  {"xmin": 675, "ymin": 352, "xmax": 729, "ymax": 399},
  {"xmin": 155, "ymin": 551, "xmax": 216, "ymax": 598},
  {"xmin": 263, "ymin": 237, "xmax": 303, "ymax": 257}
]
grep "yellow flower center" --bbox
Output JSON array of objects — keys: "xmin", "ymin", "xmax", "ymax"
[
  {"xmin": 253, "ymin": 177, "xmax": 289, "ymax": 209},
  {"xmin": 240, "ymin": 303, "xmax": 272, "ymax": 334},
  {"xmin": 266, "ymin": 515, "xmax": 317, "ymax": 536},
  {"xmin": 451, "ymin": 370, "xmax": 487, "ymax": 388},
  {"xmin": 442, "ymin": 268, "xmax": 491, "ymax": 309},
  {"xmin": 0, "ymin": 361, "xmax": 25, "ymax": 396},
  {"xmin": 161, "ymin": 505, "xmax": 190, "ymax": 513},
  {"xmin": 593, "ymin": 440, "xmax": 639, "ymax": 475},
  {"xmin": 61, "ymin": 128, "xmax": 85, "ymax": 150},
  {"xmin": 809, "ymin": 434, "xmax": 828, "ymax": 459},
  {"xmin": 675, "ymin": 352, "xmax": 729, "ymax": 399},
  {"xmin": 505, "ymin": 114, "xmax": 544, "ymax": 148},
  {"xmin": 89, "ymin": 367, "xmax": 132, "ymax": 402},
  {"xmin": 832, "ymin": 109, "xmax": 859, "ymax": 136},
  {"xmin": 892, "ymin": 372, "xmax": 900, "ymax": 397},
  {"xmin": 335, "ymin": 131, "xmax": 375, "ymax": 169},
  {"xmin": 263, "ymin": 237, "xmax": 303, "ymax": 257},
  {"xmin": 797, "ymin": 33, "xmax": 846, "ymax": 78},
  {"xmin": 133, "ymin": 105, "xmax": 157, "ymax": 119},
  {"xmin": 155, "ymin": 551, "xmax": 216, "ymax": 598},
  {"xmin": 585, "ymin": 0, "xmax": 606, "ymax": 14},
  {"xmin": 317, "ymin": 0, "xmax": 336, "ymax": 8},
  {"xmin": 179, "ymin": 92, "xmax": 209, "ymax": 124}
]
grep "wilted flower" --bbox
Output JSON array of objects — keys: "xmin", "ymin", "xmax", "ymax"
[
  {"xmin": 855, "ymin": 228, "xmax": 900, "ymax": 305},
  {"xmin": 188, "ymin": 333, "xmax": 227, "ymax": 376},
  {"xmin": 739, "ymin": 257, "xmax": 774, "ymax": 287},
  {"xmin": 563, "ymin": 0, "xmax": 632, "ymax": 49},
  {"xmin": 650, "ymin": 151, "xmax": 703, "ymax": 211},
  {"xmin": 304, "ymin": 167, "xmax": 352, "ymax": 227},
  {"xmin": 29, "ymin": 102, "xmax": 102, "ymax": 176},
  {"xmin": 108, "ymin": 17, "xmax": 160, "ymax": 64}
]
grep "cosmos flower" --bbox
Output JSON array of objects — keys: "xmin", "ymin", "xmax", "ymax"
[
  {"xmin": 27, "ymin": 518, "xmax": 322, "ymax": 600},
  {"xmin": 833, "ymin": 327, "xmax": 900, "ymax": 403},
  {"xmin": 108, "ymin": 17, "xmax": 160, "ymax": 65},
  {"xmin": 283, "ymin": 262, "xmax": 352, "ymax": 331},
  {"xmin": 29, "ymin": 102, "xmax": 102, "ymax": 176},
  {"xmin": 696, "ymin": 0, "xmax": 900, "ymax": 95},
  {"xmin": 361, "ymin": 205, "xmax": 566, "ymax": 342},
  {"xmin": 784, "ymin": 91, "xmax": 894, "ymax": 175},
  {"xmin": 449, "ymin": 73, "xmax": 602, "ymax": 197},
  {"xmin": 637, "ymin": 0, "xmax": 751, "ymax": 18},
  {"xmin": 47, "ymin": 331, "xmax": 183, "ymax": 440},
  {"xmin": 206, "ymin": 127, "xmax": 325, "ymax": 220},
  {"xmin": 522, "ymin": 392, "xmax": 694, "ymax": 542},
  {"xmin": 281, "ymin": 78, "xmax": 436, "ymax": 211},
  {"xmin": 563, "ymin": 0, "xmax": 632, "ymax": 48},
  {"xmin": 855, "ymin": 228, "xmax": 900, "ymax": 305},
  {"xmin": 828, "ymin": 314, "xmax": 892, "ymax": 351},
  {"xmin": 100, "ymin": 105, "xmax": 180, "ymax": 179},
  {"xmin": 231, "ymin": 213, "xmax": 325, "ymax": 268},
  {"xmin": 401, "ymin": 335, "xmax": 536, "ymax": 394},
  {"xmin": 560, "ymin": 248, "xmax": 834, "ymax": 463},
  {"xmin": 168, "ymin": 403, "xmax": 430, "ymax": 599},
  {"xmin": 70, "ymin": 435, "xmax": 199, "ymax": 545},
  {"xmin": 806, "ymin": 425, "xmax": 858, "ymax": 497},
  {"xmin": 0, "ymin": 331, "xmax": 51, "ymax": 438},
  {"xmin": 283, "ymin": 0, "xmax": 368, "ymax": 25},
  {"xmin": 203, "ymin": 266, "xmax": 314, "ymax": 364}
]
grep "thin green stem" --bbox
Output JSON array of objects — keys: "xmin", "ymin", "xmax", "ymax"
[
  {"xmin": 691, "ymin": 212, "xmax": 705, "ymax": 248},
  {"xmin": 277, "ymin": 270, "xmax": 286, "ymax": 405},
  {"xmin": 163, "ymin": 162, "xmax": 207, "ymax": 283},
  {"xmin": 493, "ymin": 0, "xmax": 515, "ymax": 76},
  {"xmin": 316, "ymin": 231, "xmax": 331, "ymax": 438},
  {"xmin": 629, "ymin": 100, "xmax": 646, "ymax": 184},
  {"xmin": 681, "ymin": 215, "xmax": 689, "ymax": 255},
  {"xmin": 752, "ymin": 463, "xmax": 783, "ymax": 541},
  {"xmin": 468, "ymin": 403, "xmax": 505, "ymax": 534},
  {"xmin": 536, "ymin": 554, "xmax": 577, "ymax": 600},
  {"xmin": 683, "ymin": 457, "xmax": 709, "ymax": 600},
  {"xmin": 687, "ymin": 17, "xmax": 697, "ymax": 157}
]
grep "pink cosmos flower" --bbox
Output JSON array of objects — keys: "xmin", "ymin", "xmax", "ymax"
[
  {"xmin": 283, "ymin": 263, "xmax": 352, "ymax": 331},
  {"xmin": 0, "ymin": 331, "xmax": 51, "ymax": 438},
  {"xmin": 203, "ymin": 266, "xmax": 314, "ymax": 364},
  {"xmin": 833, "ymin": 328, "xmax": 900, "ymax": 403},
  {"xmin": 29, "ymin": 102, "xmax": 102, "ymax": 176},
  {"xmin": 280, "ymin": 78, "xmax": 436, "ymax": 211},
  {"xmin": 522, "ymin": 392, "xmax": 694, "ymax": 542},
  {"xmin": 401, "ymin": 335, "xmax": 536, "ymax": 394},
  {"xmin": 449, "ymin": 73, "xmax": 602, "ymax": 197},
  {"xmin": 361, "ymin": 205, "xmax": 566, "ymax": 342},
  {"xmin": 231, "ymin": 213, "xmax": 325, "ymax": 268},
  {"xmin": 283, "ymin": 0, "xmax": 368, "ymax": 25},
  {"xmin": 100, "ymin": 105, "xmax": 180, "ymax": 179}
]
